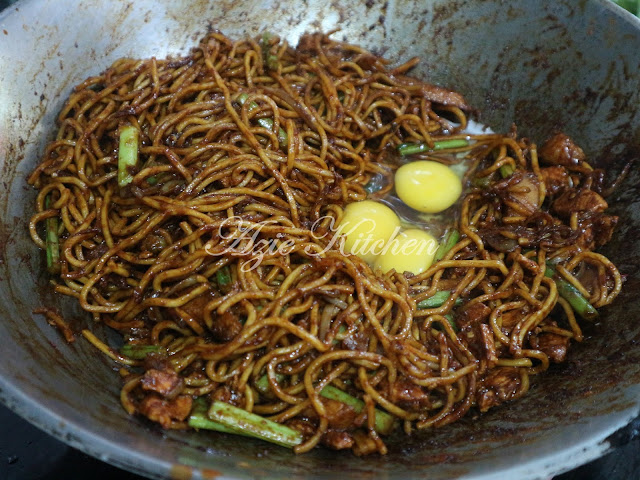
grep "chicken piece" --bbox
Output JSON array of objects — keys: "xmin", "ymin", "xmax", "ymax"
[
  {"xmin": 457, "ymin": 302, "xmax": 492, "ymax": 330},
  {"xmin": 499, "ymin": 308, "xmax": 525, "ymax": 331},
  {"xmin": 539, "ymin": 133, "xmax": 585, "ymax": 167},
  {"xmin": 209, "ymin": 311, "xmax": 243, "ymax": 342},
  {"xmin": 139, "ymin": 394, "xmax": 193, "ymax": 428},
  {"xmin": 476, "ymin": 367, "xmax": 521, "ymax": 412},
  {"xmin": 552, "ymin": 189, "xmax": 608, "ymax": 217},
  {"xmin": 480, "ymin": 324, "xmax": 499, "ymax": 368},
  {"xmin": 286, "ymin": 418, "xmax": 316, "ymax": 437},
  {"xmin": 141, "ymin": 368, "xmax": 184, "ymax": 399},
  {"xmin": 352, "ymin": 430, "xmax": 378, "ymax": 456},
  {"xmin": 342, "ymin": 329, "xmax": 369, "ymax": 351},
  {"xmin": 321, "ymin": 430, "xmax": 355, "ymax": 450},
  {"xmin": 592, "ymin": 214, "xmax": 618, "ymax": 247},
  {"xmin": 530, "ymin": 332, "xmax": 571, "ymax": 363},
  {"xmin": 179, "ymin": 292, "xmax": 242, "ymax": 342},
  {"xmin": 390, "ymin": 378, "xmax": 434, "ymax": 411},
  {"xmin": 540, "ymin": 166, "xmax": 571, "ymax": 196},
  {"xmin": 323, "ymin": 398, "xmax": 359, "ymax": 430}
]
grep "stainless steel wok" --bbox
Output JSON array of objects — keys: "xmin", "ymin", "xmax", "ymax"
[{"xmin": 1, "ymin": 1, "xmax": 639, "ymax": 479}]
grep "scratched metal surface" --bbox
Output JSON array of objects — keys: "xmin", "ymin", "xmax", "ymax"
[{"xmin": 0, "ymin": 1, "xmax": 639, "ymax": 479}]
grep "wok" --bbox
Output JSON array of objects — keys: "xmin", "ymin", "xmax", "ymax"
[{"xmin": 0, "ymin": 0, "xmax": 639, "ymax": 478}]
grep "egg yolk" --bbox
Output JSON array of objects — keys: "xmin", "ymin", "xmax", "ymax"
[
  {"xmin": 374, "ymin": 228, "xmax": 438, "ymax": 275},
  {"xmin": 336, "ymin": 200, "xmax": 401, "ymax": 264},
  {"xmin": 395, "ymin": 160, "xmax": 462, "ymax": 213}
]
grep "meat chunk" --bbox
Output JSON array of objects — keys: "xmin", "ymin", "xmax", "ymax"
[
  {"xmin": 552, "ymin": 189, "xmax": 608, "ymax": 217},
  {"xmin": 321, "ymin": 430, "xmax": 355, "ymax": 450},
  {"xmin": 141, "ymin": 368, "xmax": 184, "ymax": 399},
  {"xmin": 342, "ymin": 329, "xmax": 369, "ymax": 351},
  {"xmin": 592, "ymin": 214, "xmax": 618, "ymax": 247},
  {"xmin": 457, "ymin": 302, "xmax": 492, "ymax": 330},
  {"xmin": 480, "ymin": 324, "xmax": 498, "ymax": 368},
  {"xmin": 499, "ymin": 308, "xmax": 525, "ymax": 331},
  {"xmin": 476, "ymin": 367, "xmax": 522, "ymax": 412},
  {"xmin": 530, "ymin": 332, "xmax": 571, "ymax": 363},
  {"xmin": 179, "ymin": 292, "xmax": 242, "ymax": 342},
  {"xmin": 540, "ymin": 166, "xmax": 571, "ymax": 196},
  {"xmin": 323, "ymin": 398, "xmax": 359, "ymax": 430},
  {"xmin": 208, "ymin": 311, "xmax": 243, "ymax": 342},
  {"xmin": 539, "ymin": 133, "xmax": 585, "ymax": 167},
  {"xmin": 575, "ymin": 213, "xmax": 619, "ymax": 249},
  {"xmin": 390, "ymin": 378, "xmax": 434, "ymax": 411},
  {"xmin": 139, "ymin": 394, "xmax": 193, "ymax": 428},
  {"xmin": 286, "ymin": 418, "xmax": 316, "ymax": 437}
]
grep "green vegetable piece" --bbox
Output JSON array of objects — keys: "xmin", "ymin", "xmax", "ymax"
[
  {"xmin": 416, "ymin": 291, "xmax": 464, "ymax": 309},
  {"xmin": 320, "ymin": 385, "xmax": 395, "ymax": 435},
  {"xmin": 146, "ymin": 175, "xmax": 158, "ymax": 185},
  {"xmin": 256, "ymin": 118, "xmax": 288, "ymax": 147},
  {"xmin": 499, "ymin": 164, "xmax": 515, "ymax": 178},
  {"xmin": 442, "ymin": 313, "xmax": 458, "ymax": 332},
  {"xmin": 118, "ymin": 125, "xmax": 139, "ymax": 188},
  {"xmin": 236, "ymin": 93, "xmax": 288, "ymax": 146},
  {"xmin": 260, "ymin": 32, "xmax": 279, "ymax": 70},
  {"xmin": 44, "ymin": 194, "xmax": 61, "ymax": 274},
  {"xmin": 255, "ymin": 372, "xmax": 285, "ymax": 395},
  {"xmin": 208, "ymin": 400, "xmax": 303, "ymax": 448},
  {"xmin": 472, "ymin": 175, "xmax": 493, "ymax": 189},
  {"xmin": 397, "ymin": 139, "xmax": 469, "ymax": 156},
  {"xmin": 188, "ymin": 398, "xmax": 249, "ymax": 436},
  {"xmin": 544, "ymin": 265, "xmax": 598, "ymax": 320},
  {"xmin": 119, "ymin": 344, "xmax": 163, "ymax": 360},
  {"xmin": 216, "ymin": 266, "xmax": 232, "ymax": 286},
  {"xmin": 434, "ymin": 229, "xmax": 460, "ymax": 262}
]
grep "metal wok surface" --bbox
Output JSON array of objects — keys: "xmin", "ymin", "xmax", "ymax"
[{"xmin": 0, "ymin": 1, "xmax": 639, "ymax": 479}]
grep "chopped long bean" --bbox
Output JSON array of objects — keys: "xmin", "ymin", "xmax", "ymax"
[
  {"xmin": 188, "ymin": 398, "xmax": 251, "ymax": 436},
  {"xmin": 236, "ymin": 93, "xmax": 288, "ymax": 146},
  {"xmin": 208, "ymin": 400, "xmax": 303, "ymax": 448},
  {"xmin": 119, "ymin": 344, "xmax": 164, "ymax": 360},
  {"xmin": 260, "ymin": 33, "xmax": 279, "ymax": 70},
  {"xmin": 499, "ymin": 164, "xmax": 515, "ymax": 178},
  {"xmin": 216, "ymin": 265, "xmax": 232, "ymax": 286},
  {"xmin": 117, "ymin": 125, "xmax": 139, "ymax": 188},
  {"xmin": 417, "ymin": 291, "xmax": 463, "ymax": 309},
  {"xmin": 44, "ymin": 194, "xmax": 60, "ymax": 274},
  {"xmin": 434, "ymin": 229, "xmax": 460, "ymax": 262},
  {"xmin": 544, "ymin": 265, "xmax": 598, "ymax": 320},
  {"xmin": 398, "ymin": 138, "xmax": 469, "ymax": 156}
]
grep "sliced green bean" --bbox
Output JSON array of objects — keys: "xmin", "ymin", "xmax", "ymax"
[
  {"xmin": 236, "ymin": 93, "xmax": 288, "ymax": 146},
  {"xmin": 417, "ymin": 291, "xmax": 463, "ymax": 309},
  {"xmin": 398, "ymin": 139, "xmax": 469, "ymax": 156},
  {"xmin": 544, "ymin": 265, "xmax": 598, "ymax": 320},
  {"xmin": 260, "ymin": 32, "xmax": 279, "ymax": 70},
  {"xmin": 119, "ymin": 344, "xmax": 164, "ymax": 360},
  {"xmin": 117, "ymin": 125, "xmax": 139, "ymax": 188},
  {"xmin": 434, "ymin": 229, "xmax": 460, "ymax": 262},
  {"xmin": 216, "ymin": 265, "xmax": 232, "ymax": 286},
  {"xmin": 499, "ymin": 164, "xmax": 515, "ymax": 178},
  {"xmin": 208, "ymin": 400, "xmax": 303, "ymax": 448}
]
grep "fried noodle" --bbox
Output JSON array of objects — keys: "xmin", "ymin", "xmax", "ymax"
[{"xmin": 28, "ymin": 32, "xmax": 622, "ymax": 455}]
